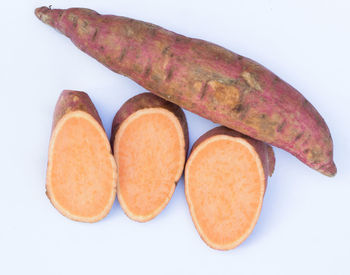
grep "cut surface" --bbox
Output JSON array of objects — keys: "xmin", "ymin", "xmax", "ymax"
[
  {"xmin": 114, "ymin": 108, "xmax": 186, "ymax": 222},
  {"xmin": 47, "ymin": 111, "xmax": 117, "ymax": 222},
  {"xmin": 185, "ymin": 135, "xmax": 265, "ymax": 250}
]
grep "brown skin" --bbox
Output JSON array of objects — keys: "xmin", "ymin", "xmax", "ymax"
[
  {"xmin": 35, "ymin": 7, "xmax": 336, "ymax": 176},
  {"xmin": 52, "ymin": 90, "xmax": 103, "ymax": 130},
  {"xmin": 191, "ymin": 126, "xmax": 275, "ymax": 183},
  {"xmin": 111, "ymin": 92, "xmax": 189, "ymax": 154}
]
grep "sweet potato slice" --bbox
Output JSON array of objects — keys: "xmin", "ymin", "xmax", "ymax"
[
  {"xmin": 185, "ymin": 127, "xmax": 274, "ymax": 250},
  {"xmin": 46, "ymin": 90, "xmax": 117, "ymax": 222},
  {"xmin": 112, "ymin": 93, "xmax": 188, "ymax": 222}
]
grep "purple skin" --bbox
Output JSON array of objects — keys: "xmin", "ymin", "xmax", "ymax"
[
  {"xmin": 35, "ymin": 7, "xmax": 336, "ymax": 176},
  {"xmin": 53, "ymin": 90, "xmax": 103, "ymax": 131}
]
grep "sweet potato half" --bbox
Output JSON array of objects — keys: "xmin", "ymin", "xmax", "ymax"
[
  {"xmin": 46, "ymin": 90, "xmax": 117, "ymax": 222},
  {"xmin": 185, "ymin": 126, "xmax": 274, "ymax": 250},
  {"xmin": 35, "ymin": 6, "xmax": 336, "ymax": 176},
  {"xmin": 111, "ymin": 93, "xmax": 188, "ymax": 222}
]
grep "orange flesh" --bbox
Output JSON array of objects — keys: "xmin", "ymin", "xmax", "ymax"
[
  {"xmin": 185, "ymin": 136, "xmax": 264, "ymax": 250},
  {"xmin": 115, "ymin": 109, "xmax": 185, "ymax": 222},
  {"xmin": 47, "ymin": 112, "xmax": 116, "ymax": 222}
]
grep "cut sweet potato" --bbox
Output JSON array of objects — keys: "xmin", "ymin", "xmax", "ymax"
[
  {"xmin": 112, "ymin": 93, "xmax": 188, "ymax": 222},
  {"xmin": 185, "ymin": 126, "xmax": 274, "ymax": 250},
  {"xmin": 46, "ymin": 90, "xmax": 117, "ymax": 222}
]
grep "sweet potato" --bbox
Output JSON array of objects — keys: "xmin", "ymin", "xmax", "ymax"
[
  {"xmin": 47, "ymin": 90, "xmax": 117, "ymax": 222},
  {"xmin": 35, "ymin": 6, "xmax": 336, "ymax": 176},
  {"xmin": 185, "ymin": 126, "xmax": 274, "ymax": 250},
  {"xmin": 111, "ymin": 93, "xmax": 188, "ymax": 222}
]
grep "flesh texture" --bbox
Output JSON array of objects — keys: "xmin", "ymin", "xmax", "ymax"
[
  {"xmin": 114, "ymin": 108, "xmax": 186, "ymax": 222},
  {"xmin": 185, "ymin": 132, "xmax": 268, "ymax": 250},
  {"xmin": 47, "ymin": 96, "xmax": 117, "ymax": 222}
]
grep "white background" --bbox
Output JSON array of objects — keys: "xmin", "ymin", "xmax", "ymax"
[{"xmin": 1, "ymin": 0, "xmax": 349, "ymax": 274}]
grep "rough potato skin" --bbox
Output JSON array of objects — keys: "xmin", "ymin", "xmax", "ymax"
[
  {"xmin": 35, "ymin": 7, "xmax": 336, "ymax": 176},
  {"xmin": 111, "ymin": 93, "xmax": 189, "ymax": 157},
  {"xmin": 190, "ymin": 126, "xmax": 275, "ymax": 183},
  {"xmin": 52, "ymin": 90, "xmax": 103, "ymax": 131}
]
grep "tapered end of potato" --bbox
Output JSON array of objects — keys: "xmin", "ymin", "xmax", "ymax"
[
  {"xmin": 35, "ymin": 6, "xmax": 63, "ymax": 29},
  {"xmin": 318, "ymin": 161, "xmax": 337, "ymax": 177}
]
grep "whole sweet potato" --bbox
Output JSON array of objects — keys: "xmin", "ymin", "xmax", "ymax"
[{"xmin": 35, "ymin": 6, "xmax": 336, "ymax": 176}]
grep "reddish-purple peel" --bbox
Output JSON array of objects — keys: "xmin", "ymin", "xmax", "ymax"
[{"xmin": 35, "ymin": 6, "xmax": 336, "ymax": 176}]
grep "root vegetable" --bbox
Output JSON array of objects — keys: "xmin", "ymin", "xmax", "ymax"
[
  {"xmin": 185, "ymin": 126, "xmax": 274, "ymax": 250},
  {"xmin": 46, "ymin": 90, "xmax": 117, "ymax": 222},
  {"xmin": 35, "ymin": 6, "xmax": 336, "ymax": 176},
  {"xmin": 112, "ymin": 93, "xmax": 188, "ymax": 222}
]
